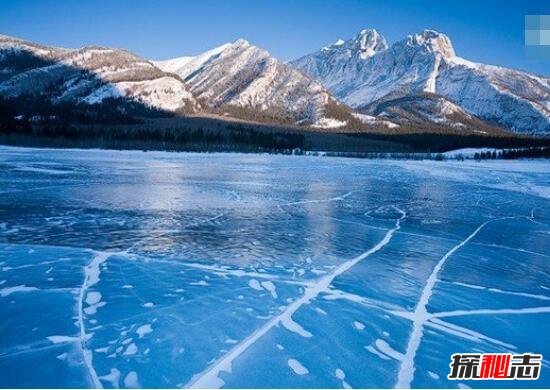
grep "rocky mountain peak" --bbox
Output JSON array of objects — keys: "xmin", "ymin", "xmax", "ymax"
[
  {"xmin": 291, "ymin": 28, "xmax": 549, "ymax": 134},
  {"xmin": 320, "ymin": 28, "xmax": 388, "ymax": 59},
  {"xmin": 230, "ymin": 38, "xmax": 251, "ymax": 50},
  {"xmin": 407, "ymin": 29, "xmax": 455, "ymax": 59},
  {"xmin": 355, "ymin": 29, "xmax": 388, "ymax": 58}
]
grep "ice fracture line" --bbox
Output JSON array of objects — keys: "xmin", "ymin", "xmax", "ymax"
[
  {"xmin": 186, "ymin": 206, "xmax": 406, "ymax": 388},
  {"xmin": 396, "ymin": 216, "xmax": 521, "ymax": 388},
  {"xmin": 77, "ymin": 251, "xmax": 111, "ymax": 389}
]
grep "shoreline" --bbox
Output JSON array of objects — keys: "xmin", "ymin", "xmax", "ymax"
[{"xmin": 1, "ymin": 141, "xmax": 548, "ymax": 162}]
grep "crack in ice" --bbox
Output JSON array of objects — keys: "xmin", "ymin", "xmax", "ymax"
[
  {"xmin": 185, "ymin": 206, "xmax": 406, "ymax": 388},
  {"xmin": 425, "ymin": 318, "xmax": 515, "ymax": 349},
  {"xmin": 433, "ymin": 306, "xmax": 550, "ymax": 318},
  {"xmin": 77, "ymin": 251, "xmax": 111, "ymax": 389},
  {"xmin": 446, "ymin": 281, "xmax": 550, "ymax": 301},
  {"xmin": 122, "ymin": 213, "xmax": 226, "ymax": 255},
  {"xmin": 395, "ymin": 216, "xmax": 523, "ymax": 388},
  {"xmin": 126, "ymin": 256, "xmax": 308, "ymax": 285},
  {"xmin": 277, "ymin": 191, "xmax": 354, "ymax": 209},
  {"xmin": 322, "ymin": 288, "xmax": 406, "ymax": 314}
]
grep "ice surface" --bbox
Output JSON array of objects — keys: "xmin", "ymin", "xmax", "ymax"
[{"xmin": 0, "ymin": 146, "xmax": 549, "ymax": 388}]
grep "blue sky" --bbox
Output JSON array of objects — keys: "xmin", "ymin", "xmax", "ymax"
[{"xmin": 0, "ymin": 0, "xmax": 548, "ymax": 75}]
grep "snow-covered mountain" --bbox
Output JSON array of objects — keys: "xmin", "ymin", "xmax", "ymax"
[
  {"xmin": 0, "ymin": 35, "xmax": 199, "ymax": 114},
  {"xmin": 290, "ymin": 29, "xmax": 388, "ymax": 99},
  {"xmin": 291, "ymin": 29, "xmax": 550, "ymax": 135},
  {"xmin": 153, "ymin": 43, "xmax": 231, "ymax": 80},
  {"xmin": 0, "ymin": 34, "xmax": 361, "ymax": 129},
  {"xmin": 154, "ymin": 39, "xmax": 356, "ymax": 127},
  {"xmin": 2, "ymin": 32, "xmax": 548, "ymax": 135}
]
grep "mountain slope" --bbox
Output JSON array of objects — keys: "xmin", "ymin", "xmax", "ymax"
[
  {"xmin": 0, "ymin": 35, "xmax": 199, "ymax": 115},
  {"xmin": 290, "ymin": 29, "xmax": 388, "ymax": 99},
  {"xmin": 291, "ymin": 29, "xmax": 550, "ymax": 135},
  {"xmin": 153, "ymin": 43, "xmax": 231, "ymax": 80},
  {"xmin": 155, "ymin": 39, "xmax": 357, "ymax": 127},
  {"xmin": 366, "ymin": 93, "xmax": 506, "ymax": 134}
]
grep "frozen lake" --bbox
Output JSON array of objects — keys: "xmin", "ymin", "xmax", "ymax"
[{"xmin": 0, "ymin": 146, "xmax": 549, "ymax": 388}]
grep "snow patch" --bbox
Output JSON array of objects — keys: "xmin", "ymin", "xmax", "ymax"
[
  {"xmin": 86, "ymin": 291, "xmax": 101, "ymax": 305},
  {"xmin": 123, "ymin": 343, "xmax": 138, "ymax": 356},
  {"xmin": 248, "ymin": 279, "xmax": 263, "ymax": 291},
  {"xmin": 99, "ymin": 368, "xmax": 121, "ymax": 388},
  {"xmin": 428, "ymin": 371, "xmax": 440, "ymax": 380},
  {"xmin": 47, "ymin": 335, "xmax": 79, "ymax": 344},
  {"xmin": 260, "ymin": 281, "xmax": 277, "ymax": 298},
  {"xmin": 288, "ymin": 358, "xmax": 309, "ymax": 375},
  {"xmin": 123, "ymin": 371, "xmax": 139, "ymax": 388},
  {"xmin": 0, "ymin": 284, "xmax": 38, "ymax": 297},
  {"xmin": 312, "ymin": 118, "xmax": 347, "ymax": 129},
  {"xmin": 352, "ymin": 113, "xmax": 399, "ymax": 128},
  {"xmin": 136, "ymin": 324, "xmax": 153, "ymax": 338}
]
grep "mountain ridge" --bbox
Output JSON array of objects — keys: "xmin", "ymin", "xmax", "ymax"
[
  {"xmin": 154, "ymin": 38, "xmax": 361, "ymax": 128},
  {"xmin": 0, "ymin": 32, "xmax": 548, "ymax": 136},
  {"xmin": 290, "ymin": 28, "xmax": 550, "ymax": 135},
  {"xmin": 0, "ymin": 34, "xmax": 200, "ymax": 116}
]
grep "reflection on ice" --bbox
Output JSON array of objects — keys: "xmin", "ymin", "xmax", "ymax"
[{"xmin": 0, "ymin": 146, "xmax": 549, "ymax": 388}]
